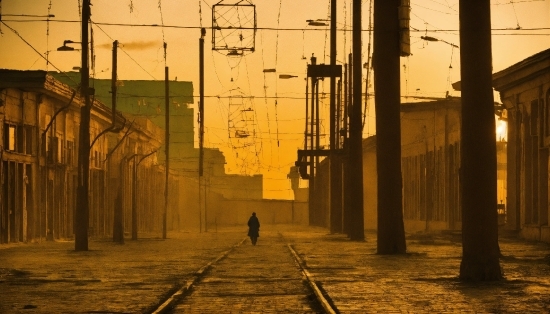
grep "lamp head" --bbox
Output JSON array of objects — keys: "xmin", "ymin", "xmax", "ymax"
[{"xmin": 57, "ymin": 45, "xmax": 75, "ymax": 51}]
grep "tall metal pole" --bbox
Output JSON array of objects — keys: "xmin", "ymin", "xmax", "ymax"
[
  {"xmin": 75, "ymin": 0, "xmax": 91, "ymax": 251},
  {"xmin": 199, "ymin": 28, "xmax": 205, "ymax": 177},
  {"xmin": 164, "ymin": 66, "xmax": 169, "ymax": 239},
  {"xmin": 112, "ymin": 41, "xmax": 118, "ymax": 120},
  {"xmin": 329, "ymin": 0, "xmax": 342, "ymax": 234},
  {"xmin": 349, "ymin": 0, "xmax": 365, "ymax": 241},
  {"xmin": 309, "ymin": 56, "xmax": 317, "ymax": 225},
  {"xmin": 199, "ymin": 28, "xmax": 205, "ymax": 232},
  {"xmin": 304, "ymin": 75, "xmax": 312, "ymax": 225},
  {"xmin": 343, "ymin": 54, "xmax": 352, "ymax": 235},
  {"xmin": 112, "ymin": 40, "xmax": 124, "ymax": 244},
  {"xmin": 132, "ymin": 155, "xmax": 138, "ymax": 240}
]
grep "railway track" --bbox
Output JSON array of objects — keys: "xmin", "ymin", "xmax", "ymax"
[{"xmin": 150, "ymin": 231, "xmax": 338, "ymax": 314}]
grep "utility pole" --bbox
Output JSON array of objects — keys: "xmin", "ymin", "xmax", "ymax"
[
  {"xmin": 309, "ymin": 56, "xmax": 317, "ymax": 226},
  {"xmin": 329, "ymin": 0, "xmax": 343, "ymax": 234},
  {"xmin": 111, "ymin": 40, "xmax": 124, "ymax": 244},
  {"xmin": 199, "ymin": 28, "xmax": 205, "ymax": 233},
  {"xmin": 349, "ymin": 0, "xmax": 365, "ymax": 241},
  {"xmin": 373, "ymin": 0, "xmax": 406, "ymax": 253},
  {"xmin": 199, "ymin": 28, "xmax": 205, "ymax": 177},
  {"xmin": 458, "ymin": 0, "xmax": 501, "ymax": 281},
  {"xmin": 132, "ymin": 155, "xmax": 138, "ymax": 240},
  {"xmin": 75, "ymin": 0, "xmax": 91, "ymax": 251},
  {"xmin": 343, "ymin": 53, "xmax": 353, "ymax": 236},
  {"xmin": 164, "ymin": 65, "xmax": 169, "ymax": 240}
]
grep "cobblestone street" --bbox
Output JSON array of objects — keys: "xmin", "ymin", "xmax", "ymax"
[
  {"xmin": 171, "ymin": 231, "xmax": 322, "ymax": 313},
  {"xmin": 0, "ymin": 229, "xmax": 245, "ymax": 313},
  {"xmin": 287, "ymin": 229, "xmax": 550, "ymax": 313},
  {"xmin": 0, "ymin": 225, "xmax": 549, "ymax": 313}
]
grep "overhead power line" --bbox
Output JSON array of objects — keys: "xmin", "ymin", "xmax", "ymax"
[
  {"xmin": 1, "ymin": 21, "xmax": 79, "ymax": 86},
  {"xmin": 2, "ymin": 18, "xmax": 550, "ymax": 34}
]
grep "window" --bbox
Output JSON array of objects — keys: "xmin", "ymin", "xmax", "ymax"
[
  {"xmin": 3, "ymin": 123, "xmax": 34, "ymax": 154},
  {"xmin": 530, "ymin": 99, "xmax": 539, "ymax": 137},
  {"xmin": 17, "ymin": 125, "xmax": 24, "ymax": 153},
  {"xmin": 5, "ymin": 124, "xmax": 16, "ymax": 151},
  {"xmin": 48, "ymin": 137, "xmax": 59, "ymax": 163},
  {"xmin": 66, "ymin": 140, "xmax": 74, "ymax": 167},
  {"xmin": 25, "ymin": 125, "xmax": 35, "ymax": 155}
]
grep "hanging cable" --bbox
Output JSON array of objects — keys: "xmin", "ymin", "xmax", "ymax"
[
  {"xmin": 199, "ymin": 0, "xmax": 203, "ymax": 29},
  {"xmin": 158, "ymin": 0, "xmax": 167, "ymax": 69},
  {"xmin": 362, "ymin": 0, "xmax": 373, "ymax": 130},
  {"xmin": 45, "ymin": 1, "xmax": 53, "ymax": 69},
  {"xmin": 158, "ymin": 0, "xmax": 166, "ymax": 44},
  {"xmin": 260, "ymin": 32, "xmax": 274, "ymax": 166},
  {"xmin": 243, "ymin": 56, "xmax": 263, "ymax": 171},
  {"xmin": 273, "ymin": 0, "xmax": 283, "ymax": 148},
  {"xmin": 1, "ymin": 21, "xmax": 79, "ymax": 86},
  {"xmin": 446, "ymin": 45, "xmax": 456, "ymax": 97},
  {"xmin": 91, "ymin": 21, "xmax": 157, "ymax": 80},
  {"xmin": 163, "ymin": 42, "xmax": 167, "ymax": 67}
]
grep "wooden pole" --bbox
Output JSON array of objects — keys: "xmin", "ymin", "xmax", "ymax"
[
  {"xmin": 75, "ymin": 0, "xmax": 91, "ymax": 251},
  {"xmin": 163, "ymin": 65, "xmax": 169, "ymax": 239},
  {"xmin": 349, "ymin": 0, "xmax": 365, "ymax": 241},
  {"xmin": 329, "ymin": 0, "xmax": 343, "ymax": 234}
]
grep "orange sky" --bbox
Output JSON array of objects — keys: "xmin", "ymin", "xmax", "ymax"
[{"xmin": 1, "ymin": 0, "xmax": 549, "ymax": 199}]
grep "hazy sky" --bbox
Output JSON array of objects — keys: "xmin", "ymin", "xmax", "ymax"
[{"xmin": 1, "ymin": 0, "xmax": 549, "ymax": 199}]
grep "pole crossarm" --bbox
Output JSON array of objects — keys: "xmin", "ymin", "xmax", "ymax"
[
  {"xmin": 295, "ymin": 149, "xmax": 344, "ymax": 180},
  {"xmin": 307, "ymin": 64, "xmax": 342, "ymax": 78}
]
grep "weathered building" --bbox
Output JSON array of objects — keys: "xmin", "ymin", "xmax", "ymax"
[
  {"xmin": 0, "ymin": 69, "xmax": 176, "ymax": 243},
  {"xmin": 315, "ymin": 97, "xmax": 506, "ymax": 234},
  {"xmin": 399, "ymin": 98, "xmax": 463, "ymax": 232},
  {"xmin": 50, "ymin": 72, "xmax": 264, "ymax": 201},
  {"xmin": 492, "ymin": 48, "xmax": 550, "ymax": 242}
]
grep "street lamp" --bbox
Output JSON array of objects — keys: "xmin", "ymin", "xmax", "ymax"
[
  {"xmin": 57, "ymin": 40, "xmax": 81, "ymax": 51},
  {"xmin": 421, "ymin": 36, "xmax": 459, "ymax": 48},
  {"xmin": 306, "ymin": 19, "xmax": 329, "ymax": 26},
  {"xmin": 56, "ymin": 35, "xmax": 92, "ymax": 251},
  {"xmin": 279, "ymin": 74, "xmax": 298, "ymax": 79}
]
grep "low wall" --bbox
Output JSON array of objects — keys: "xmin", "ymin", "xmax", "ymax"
[
  {"xmin": 205, "ymin": 198, "xmax": 308, "ymax": 227},
  {"xmin": 404, "ymin": 220, "xmax": 451, "ymax": 233},
  {"xmin": 541, "ymin": 226, "xmax": 550, "ymax": 243},
  {"xmin": 520, "ymin": 225, "xmax": 543, "ymax": 242}
]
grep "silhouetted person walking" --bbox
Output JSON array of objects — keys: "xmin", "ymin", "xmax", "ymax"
[{"xmin": 247, "ymin": 212, "xmax": 260, "ymax": 245}]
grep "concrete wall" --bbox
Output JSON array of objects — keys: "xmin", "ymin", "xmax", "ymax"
[
  {"xmin": 363, "ymin": 137, "xmax": 378, "ymax": 231},
  {"xmin": 204, "ymin": 197, "xmax": 308, "ymax": 228}
]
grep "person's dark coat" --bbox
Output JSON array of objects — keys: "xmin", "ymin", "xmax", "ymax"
[{"xmin": 247, "ymin": 214, "xmax": 260, "ymax": 237}]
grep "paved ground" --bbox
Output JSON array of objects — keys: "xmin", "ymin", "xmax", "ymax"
[
  {"xmin": 1, "ymin": 224, "xmax": 549, "ymax": 313},
  {"xmin": 0, "ymin": 229, "xmax": 246, "ymax": 314},
  {"xmin": 286, "ymin": 229, "xmax": 550, "ymax": 313},
  {"xmin": 171, "ymin": 231, "xmax": 323, "ymax": 313}
]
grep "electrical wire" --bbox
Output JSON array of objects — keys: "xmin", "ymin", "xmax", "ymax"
[
  {"xmin": 91, "ymin": 21, "xmax": 157, "ymax": 80},
  {"xmin": 3, "ymin": 18, "xmax": 549, "ymax": 34},
  {"xmin": 273, "ymin": 0, "xmax": 283, "ymax": 149},
  {"xmin": 46, "ymin": 0, "xmax": 52, "ymax": 70},
  {"xmin": 0, "ymin": 21, "xmax": 79, "ymax": 86}
]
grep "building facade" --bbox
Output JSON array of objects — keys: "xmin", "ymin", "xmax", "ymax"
[
  {"xmin": 492, "ymin": 48, "xmax": 550, "ymax": 242},
  {"xmin": 315, "ymin": 97, "xmax": 506, "ymax": 234},
  {"xmin": 0, "ymin": 70, "xmax": 179, "ymax": 243}
]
